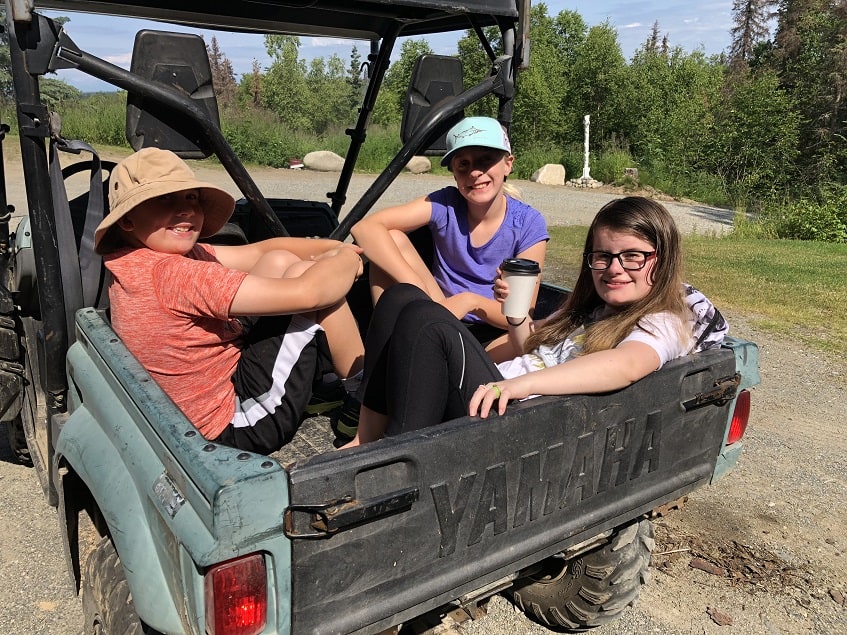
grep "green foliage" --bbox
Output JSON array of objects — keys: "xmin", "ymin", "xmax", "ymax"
[
  {"xmin": 768, "ymin": 0, "xmax": 847, "ymax": 184},
  {"xmin": 15, "ymin": 2, "xmax": 846, "ymax": 246},
  {"xmin": 261, "ymin": 35, "xmax": 310, "ymax": 130},
  {"xmin": 701, "ymin": 70, "xmax": 800, "ymax": 206},
  {"xmin": 39, "ymin": 78, "xmax": 82, "ymax": 108},
  {"xmin": 57, "ymin": 92, "xmax": 127, "ymax": 146},
  {"xmin": 508, "ymin": 6, "xmax": 573, "ymax": 146},
  {"xmin": 591, "ymin": 143, "xmax": 633, "ymax": 184},
  {"xmin": 0, "ymin": 7, "xmax": 11, "ymax": 98},
  {"xmin": 565, "ymin": 22, "xmax": 628, "ymax": 144},
  {"xmin": 755, "ymin": 194, "xmax": 847, "ymax": 243},
  {"xmin": 508, "ymin": 144, "xmax": 565, "ymax": 180},
  {"xmin": 222, "ymin": 110, "xmax": 296, "ymax": 167},
  {"xmin": 355, "ymin": 126, "xmax": 404, "ymax": 173}
]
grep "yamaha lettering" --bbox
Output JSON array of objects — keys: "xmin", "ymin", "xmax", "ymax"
[{"xmin": 431, "ymin": 410, "xmax": 663, "ymax": 557}]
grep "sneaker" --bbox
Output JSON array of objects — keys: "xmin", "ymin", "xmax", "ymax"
[
  {"xmin": 330, "ymin": 394, "xmax": 360, "ymax": 448},
  {"xmin": 304, "ymin": 375, "xmax": 345, "ymax": 416}
]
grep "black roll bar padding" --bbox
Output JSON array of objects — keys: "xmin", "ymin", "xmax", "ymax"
[
  {"xmin": 330, "ymin": 55, "xmax": 513, "ymax": 241},
  {"xmin": 0, "ymin": 123, "xmax": 11, "ymax": 259},
  {"xmin": 495, "ymin": 17, "xmax": 517, "ymax": 127},
  {"xmin": 469, "ymin": 15, "xmax": 498, "ymax": 63},
  {"xmin": 52, "ymin": 28, "xmax": 290, "ymax": 239},
  {"xmin": 6, "ymin": 11, "xmax": 70, "ymax": 395},
  {"xmin": 329, "ymin": 24, "xmax": 402, "ymax": 216}
]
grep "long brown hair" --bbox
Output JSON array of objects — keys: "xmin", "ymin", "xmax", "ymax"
[{"xmin": 525, "ymin": 196, "xmax": 688, "ymax": 355}]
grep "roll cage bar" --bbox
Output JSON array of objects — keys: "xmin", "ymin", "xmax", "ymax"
[{"xmin": 2, "ymin": 0, "xmax": 528, "ymax": 408}]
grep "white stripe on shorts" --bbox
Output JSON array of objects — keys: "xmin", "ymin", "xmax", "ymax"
[{"xmin": 230, "ymin": 315, "xmax": 322, "ymax": 429}]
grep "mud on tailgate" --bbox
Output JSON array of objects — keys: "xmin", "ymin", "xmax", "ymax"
[{"xmin": 284, "ymin": 347, "xmax": 738, "ymax": 635}]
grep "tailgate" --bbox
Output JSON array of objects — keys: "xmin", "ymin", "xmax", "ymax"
[{"xmin": 285, "ymin": 347, "xmax": 739, "ymax": 634}]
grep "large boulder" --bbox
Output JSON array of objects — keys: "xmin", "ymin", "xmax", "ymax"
[
  {"xmin": 530, "ymin": 164, "xmax": 566, "ymax": 186},
  {"xmin": 303, "ymin": 150, "xmax": 345, "ymax": 172},
  {"xmin": 405, "ymin": 156, "xmax": 432, "ymax": 174}
]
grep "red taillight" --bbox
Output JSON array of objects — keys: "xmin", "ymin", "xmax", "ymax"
[
  {"xmin": 726, "ymin": 389, "xmax": 751, "ymax": 445},
  {"xmin": 204, "ymin": 553, "xmax": 267, "ymax": 635}
]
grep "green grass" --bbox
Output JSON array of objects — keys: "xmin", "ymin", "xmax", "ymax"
[{"xmin": 546, "ymin": 227, "xmax": 847, "ymax": 355}]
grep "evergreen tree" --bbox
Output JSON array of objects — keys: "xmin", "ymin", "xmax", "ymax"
[
  {"xmin": 728, "ymin": 0, "xmax": 776, "ymax": 70},
  {"xmin": 206, "ymin": 36, "xmax": 237, "ymax": 108},
  {"xmin": 0, "ymin": 7, "xmax": 11, "ymax": 99},
  {"xmin": 346, "ymin": 45, "xmax": 365, "ymax": 116},
  {"xmin": 248, "ymin": 59, "xmax": 262, "ymax": 107},
  {"xmin": 647, "ymin": 21, "xmax": 661, "ymax": 54},
  {"xmin": 771, "ymin": 0, "xmax": 847, "ymax": 184}
]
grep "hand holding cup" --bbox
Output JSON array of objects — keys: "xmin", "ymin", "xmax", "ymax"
[{"xmin": 499, "ymin": 258, "xmax": 541, "ymax": 319}]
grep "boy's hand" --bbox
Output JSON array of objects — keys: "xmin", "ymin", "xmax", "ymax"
[{"xmin": 313, "ymin": 244, "xmax": 364, "ymax": 278}]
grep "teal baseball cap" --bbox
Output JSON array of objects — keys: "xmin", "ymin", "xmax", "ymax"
[{"xmin": 440, "ymin": 116, "xmax": 512, "ymax": 167}]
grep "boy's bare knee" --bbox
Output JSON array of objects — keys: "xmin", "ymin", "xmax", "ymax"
[
  {"xmin": 283, "ymin": 259, "xmax": 315, "ymax": 278},
  {"xmin": 251, "ymin": 249, "xmax": 301, "ymax": 277}
]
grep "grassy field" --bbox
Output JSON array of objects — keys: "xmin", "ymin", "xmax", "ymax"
[{"xmin": 545, "ymin": 226, "xmax": 847, "ymax": 356}]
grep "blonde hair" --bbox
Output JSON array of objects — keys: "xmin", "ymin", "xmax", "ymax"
[
  {"xmin": 525, "ymin": 197, "xmax": 688, "ymax": 355},
  {"xmin": 503, "ymin": 180, "xmax": 521, "ymax": 200}
]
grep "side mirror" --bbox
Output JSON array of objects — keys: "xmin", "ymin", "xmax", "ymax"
[
  {"xmin": 126, "ymin": 30, "xmax": 220, "ymax": 159},
  {"xmin": 401, "ymin": 55, "xmax": 464, "ymax": 155}
]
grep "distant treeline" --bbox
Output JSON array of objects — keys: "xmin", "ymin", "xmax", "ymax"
[{"xmin": 2, "ymin": 2, "xmax": 846, "ymax": 242}]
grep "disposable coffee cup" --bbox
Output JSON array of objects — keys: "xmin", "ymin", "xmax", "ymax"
[{"xmin": 500, "ymin": 258, "xmax": 541, "ymax": 319}]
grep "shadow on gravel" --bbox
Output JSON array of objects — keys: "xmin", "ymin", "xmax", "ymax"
[{"xmin": 685, "ymin": 204, "xmax": 736, "ymax": 229}]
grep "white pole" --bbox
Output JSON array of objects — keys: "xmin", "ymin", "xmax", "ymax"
[{"xmin": 581, "ymin": 114, "xmax": 591, "ymax": 180}]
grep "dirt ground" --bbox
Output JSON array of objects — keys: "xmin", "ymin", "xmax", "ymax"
[{"xmin": 1, "ymin": 151, "xmax": 845, "ymax": 634}]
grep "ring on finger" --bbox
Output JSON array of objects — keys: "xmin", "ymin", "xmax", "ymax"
[{"xmin": 489, "ymin": 384, "xmax": 502, "ymax": 399}]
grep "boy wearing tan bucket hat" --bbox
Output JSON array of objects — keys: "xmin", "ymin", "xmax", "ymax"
[{"xmin": 96, "ymin": 148, "xmax": 365, "ymax": 454}]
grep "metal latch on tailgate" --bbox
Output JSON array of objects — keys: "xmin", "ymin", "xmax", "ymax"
[
  {"xmin": 682, "ymin": 373, "xmax": 741, "ymax": 411},
  {"xmin": 284, "ymin": 486, "xmax": 419, "ymax": 539}
]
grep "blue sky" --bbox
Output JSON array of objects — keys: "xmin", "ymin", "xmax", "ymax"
[{"xmin": 46, "ymin": 1, "xmax": 738, "ymax": 93}]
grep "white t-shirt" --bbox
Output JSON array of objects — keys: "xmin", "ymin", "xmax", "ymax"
[{"xmin": 496, "ymin": 306, "xmax": 692, "ymax": 380}]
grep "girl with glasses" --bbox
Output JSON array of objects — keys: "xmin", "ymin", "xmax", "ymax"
[{"xmin": 342, "ymin": 196, "xmax": 726, "ymax": 446}]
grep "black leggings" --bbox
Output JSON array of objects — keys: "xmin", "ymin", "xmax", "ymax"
[{"xmin": 359, "ymin": 284, "xmax": 503, "ymax": 436}]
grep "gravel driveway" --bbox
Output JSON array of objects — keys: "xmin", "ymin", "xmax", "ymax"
[
  {"xmin": 7, "ymin": 151, "xmax": 735, "ymax": 236},
  {"xmin": 2, "ymin": 155, "xmax": 844, "ymax": 635}
]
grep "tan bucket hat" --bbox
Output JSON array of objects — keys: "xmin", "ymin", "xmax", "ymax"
[{"xmin": 94, "ymin": 147, "xmax": 235, "ymax": 254}]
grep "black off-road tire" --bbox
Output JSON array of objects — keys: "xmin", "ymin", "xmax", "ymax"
[
  {"xmin": 82, "ymin": 535, "xmax": 155, "ymax": 635},
  {"xmin": 508, "ymin": 518, "xmax": 655, "ymax": 631},
  {"xmin": 5, "ymin": 415, "xmax": 32, "ymax": 466}
]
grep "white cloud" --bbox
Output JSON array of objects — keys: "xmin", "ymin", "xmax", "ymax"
[
  {"xmin": 104, "ymin": 53, "xmax": 132, "ymax": 67},
  {"xmin": 308, "ymin": 37, "xmax": 358, "ymax": 48}
]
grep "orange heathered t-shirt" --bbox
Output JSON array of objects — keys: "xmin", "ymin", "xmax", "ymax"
[{"xmin": 104, "ymin": 243, "xmax": 249, "ymax": 439}]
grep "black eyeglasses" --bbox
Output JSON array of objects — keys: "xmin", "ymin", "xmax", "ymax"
[{"xmin": 584, "ymin": 250, "xmax": 656, "ymax": 270}]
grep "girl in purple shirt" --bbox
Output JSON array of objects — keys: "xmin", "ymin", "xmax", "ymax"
[{"xmin": 352, "ymin": 117, "xmax": 548, "ymax": 338}]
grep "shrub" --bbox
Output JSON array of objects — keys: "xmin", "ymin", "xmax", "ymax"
[
  {"xmin": 59, "ymin": 92, "xmax": 127, "ymax": 146},
  {"xmin": 592, "ymin": 148, "xmax": 633, "ymax": 184},
  {"xmin": 752, "ymin": 193, "xmax": 847, "ymax": 243},
  {"xmin": 510, "ymin": 144, "xmax": 564, "ymax": 180}
]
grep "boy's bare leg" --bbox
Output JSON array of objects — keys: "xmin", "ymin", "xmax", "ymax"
[
  {"xmin": 280, "ymin": 258, "xmax": 364, "ymax": 380},
  {"xmin": 315, "ymin": 299, "xmax": 364, "ymax": 379},
  {"xmin": 339, "ymin": 405, "xmax": 388, "ymax": 448},
  {"xmin": 249, "ymin": 249, "xmax": 301, "ymax": 277}
]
